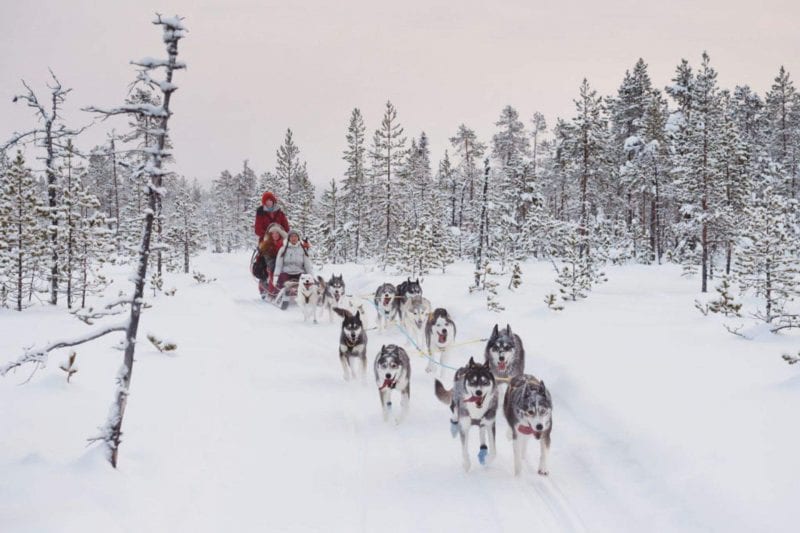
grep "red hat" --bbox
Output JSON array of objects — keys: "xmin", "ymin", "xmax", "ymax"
[{"xmin": 261, "ymin": 191, "xmax": 277, "ymax": 205}]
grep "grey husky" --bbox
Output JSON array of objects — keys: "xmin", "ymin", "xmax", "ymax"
[
  {"xmin": 333, "ymin": 307, "xmax": 367, "ymax": 382},
  {"xmin": 374, "ymin": 283, "xmax": 398, "ymax": 331},
  {"xmin": 435, "ymin": 358, "xmax": 498, "ymax": 471},
  {"xmin": 484, "ymin": 324, "xmax": 525, "ymax": 385},
  {"xmin": 394, "ymin": 278, "xmax": 422, "ymax": 319},
  {"xmin": 374, "ymin": 344, "xmax": 411, "ymax": 423},
  {"xmin": 315, "ymin": 276, "xmax": 334, "ymax": 322},
  {"xmin": 424, "ymin": 308, "xmax": 456, "ymax": 376},
  {"xmin": 503, "ymin": 374, "xmax": 553, "ymax": 476},
  {"xmin": 402, "ymin": 295, "xmax": 431, "ymax": 350},
  {"xmin": 328, "ymin": 274, "xmax": 346, "ymax": 306}
]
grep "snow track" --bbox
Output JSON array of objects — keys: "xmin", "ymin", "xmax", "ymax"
[{"xmin": 2, "ymin": 252, "xmax": 799, "ymax": 532}]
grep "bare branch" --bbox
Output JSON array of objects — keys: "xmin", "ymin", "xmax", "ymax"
[{"xmin": 1, "ymin": 322, "xmax": 128, "ymax": 376}]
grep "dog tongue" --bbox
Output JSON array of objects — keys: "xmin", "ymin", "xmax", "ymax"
[
  {"xmin": 383, "ymin": 296, "xmax": 391, "ymax": 305},
  {"xmin": 380, "ymin": 378, "xmax": 395, "ymax": 390},
  {"xmin": 438, "ymin": 331, "xmax": 447, "ymax": 343},
  {"xmin": 498, "ymin": 361, "xmax": 506, "ymax": 371},
  {"xmin": 518, "ymin": 424, "xmax": 536, "ymax": 436},
  {"xmin": 466, "ymin": 396, "xmax": 484, "ymax": 407}
]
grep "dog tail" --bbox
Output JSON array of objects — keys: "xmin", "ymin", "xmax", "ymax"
[
  {"xmin": 434, "ymin": 379, "xmax": 452, "ymax": 405},
  {"xmin": 333, "ymin": 307, "xmax": 353, "ymax": 319}
]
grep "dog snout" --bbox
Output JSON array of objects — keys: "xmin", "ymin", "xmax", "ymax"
[
  {"xmin": 475, "ymin": 389, "xmax": 483, "ymax": 397},
  {"xmin": 385, "ymin": 373, "xmax": 392, "ymax": 379},
  {"xmin": 535, "ymin": 424, "xmax": 543, "ymax": 431},
  {"xmin": 498, "ymin": 355, "xmax": 505, "ymax": 361}
]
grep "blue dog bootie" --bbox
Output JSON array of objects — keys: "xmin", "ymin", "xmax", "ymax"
[
  {"xmin": 450, "ymin": 420, "xmax": 459, "ymax": 438},
  {"xmin": 478, "ymin": 445, "xmax": 488, "ymax": 465}
]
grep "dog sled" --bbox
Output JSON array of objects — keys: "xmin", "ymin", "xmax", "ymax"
[{"xmin": 250, "ymin": 248, "xmax": 299, "ymax": 310}]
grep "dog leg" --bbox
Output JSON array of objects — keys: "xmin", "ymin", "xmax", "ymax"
[
  {"xmin": 339, "ymin": 353, "xmax": 351, "ymax": 382},
  {"xmin": 459, "ymin": 418, "xmax": 471, "ymax": 472},
  {"xmin": 380, "ymin": 389, "xmax": 391, "ymax": 422},
  {"xmin": 512, "ymin": 435, "xmax": 523, "ymax": 476},
  {"xmin": 489, "ymin": 421, "xmax": 497, "ymax": 463},
  {"xmin": 425, "ymin": 345, "xmax": 435, "ymax": 374},
  {"xmin": 538, "ymin": 434, "xmax": 550, "ymax": 476},
  {"xmin": 478, "ymin": 425, "xmax": 489, "ymax": 466}
]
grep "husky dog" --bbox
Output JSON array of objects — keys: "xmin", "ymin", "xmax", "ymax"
[
  {"xmin": 504, "ymin": 375, "xmax": 553, "ymax": 476},
  {"xmin": 297, "ymin": 274, "xmax": 319, "ymax": 323},
  {"xmin": 328, "ymin": 274, "xmax": 346, "ymax": 306},
  {"xmin": 402, "ymin": 295, "xmax": 431, "ymax": 349},
  {"xmin": 333, "ymin": 307, "xmax": 367, "ymax": 382},
  {"xmin": 373, "ymin": 283, "xmax": 398, "ymax": 331},
  {"xmin": 435, "ymin": 358, "xmax": 498, "ymax": 471},
  {"xmin": 484, "ymin": 324, "xmax": 525, "ymax": 386},
  {"xmin": 424, "ymin": 308, "xmax": 456, "ymax": 376},
  {"xmin": 315, "ymin": 276, "xmax": 334, "ymax": 322},
  {"xmin": 394, "ymin": 278, "xmax": 422, "ymax": 319},
  {"xmin": 373, "ymin": 344, "xmax": 411, "ymax": 423}
]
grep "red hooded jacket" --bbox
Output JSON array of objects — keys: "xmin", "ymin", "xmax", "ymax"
[{"xmin": 254, "ymin": 207, "xmax": 290, "ymax": 241}]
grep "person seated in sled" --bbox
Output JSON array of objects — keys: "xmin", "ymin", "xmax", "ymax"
[
  {"xmin": 254, "ymin": 191, "xmax": 290, "ymax": 242},
  {"xmin": 271, "ymin": 229, "xmax": 314, "ymax": 295},
  {"xmin": 256, "ymin": 223, "xmax": 287, "ymax": 299}
]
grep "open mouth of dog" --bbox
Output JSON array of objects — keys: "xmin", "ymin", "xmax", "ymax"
[
  {"xmin": 497, "ymin": 360, "xmax": 507, "ymax": 371},
  {"xmin": 464, "ymin": 394, "xmax": 485, "ymax": 408},
  {"xmin": 437, "ymin": 330, "xmax": 448, "ymax": 343},
  {"xmin": 379, "ymin": 377, "xmax": 396, "ymax": 390},
  {"xmin": 383, "ymin": 295, "xmax": 392, "ymax": 306},
  {"xmin": 517, "ymin": 424, "xmax": 541, "ymax": 438}
]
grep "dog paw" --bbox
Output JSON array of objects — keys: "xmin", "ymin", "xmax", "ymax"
[
  {"xmin": 450, "ymin": 421, "xmax": 459, "ymax": 438},
  {"xmin": 477, "ymin": 445, "xmax": 488, "ymax": 466},
  {"xmin": 425, "ymin": 364, "xmax": 434, "ymax": 374},
  {"xmin": 462, "ymin": 459, "xmax": 471, "ymax": 472},
  {"xmin": 538, "ymin": 468, "xmax": 549, "ymax": 476}
]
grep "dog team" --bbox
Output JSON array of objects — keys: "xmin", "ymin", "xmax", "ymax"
[{"xmin": 290, "ymin": 273, "xmax": 553, "ymax": 477}]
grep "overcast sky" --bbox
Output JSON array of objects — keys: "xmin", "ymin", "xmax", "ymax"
[{"xmin": 2, "ymin": 0, "xmax": 799, "ymax": 187}]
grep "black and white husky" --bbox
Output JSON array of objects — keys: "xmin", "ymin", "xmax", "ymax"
[
  {"xmin": 315, "ymin": 276, "xmax": 334, "ymax": 322},
  {"xmin": 484, "ymin": 324, "xmax": 525, "ymax": 386},
  {"xmin": 373, "ymin": 283, "xmax": 398, "ymax": 331},
  {"xmin": 394, "ymin": 278, "xmax": 422, "ymax": 319},
  {"xmin": 333, "ymin": 308, "xmax": 367, "ymax": 382},
  {"xmin": 297, "ymin": 274, "xmax": 319, "ymax": 323},
  {"xmin": 504, "ymin": 375, "xmax": 553, "ymax": 476},
  {"xmin": 374, "ymin": 344, "xmax": 411, "ymax": 424},
  {"xmin": 328, "ymin": 274, "xmax": 346, "ymax": 306},
  {"xmin": 402, "ymin": 295, "xmax": 431, "ymax": 349},
  {"xmin": 425, "ymin": 308, "xmax": 456, "ymax": 376},
  {"xmin": 435, "ymin": 358, "xmax": 498, "ymax": 471}
]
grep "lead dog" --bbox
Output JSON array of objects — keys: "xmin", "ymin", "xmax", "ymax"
[
  {"xmin": 504, "ymin": 374, "xmax": 553, "ymax": 476},
  {"xmin": 425, "ymin": 308, "xmax": 456, "ymax": 376},
  {"xmin": 374, "ymin": 283, "xmax": 398, "ymax": 331},
  {"xmin": 297, "ymin": 274, "xmax": 319, "ymax": 323},
  {"xmin": 435, "ymin": 358, "xmax": 498, "ymax": 471},
  {"xmin": 333, "ymin": 308, "xmax": 367, "ymax": 382},
  {"xmin": 374, "ymin": 344, "xmax": 411, "ymax": 423},
  {"xmin": 484, "ymin": 324, "xmax": 525, "ymax": 391}
]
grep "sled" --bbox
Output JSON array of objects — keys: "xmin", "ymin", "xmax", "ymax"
[{"xmin": 265, "ymin": 280, "xmax": 299, "ymax": 310}]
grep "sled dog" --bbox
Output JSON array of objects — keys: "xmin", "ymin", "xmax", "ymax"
[
  {"xmin": 333, "ymin": 307, "xmax": 367, "ymax": 382},
  {"xmin": 374, "ymin": 344, "xmax": 411, "ymax": 423},
  {"xmin": 394, "ymin": 278, "xmax": 422, "ymax": 319},
  {"xmin": 402, "ymin": 295, "xmax": 431, "ymax": 350},
  {"xmin": 297, "ymin": 274, "xmax": 319, "ymax": 323},
  {"xmin": 425, "ymin": 308, "xmax": 456, "ymax": 376},
  {"xmin": 503, "ymin": 374, "xmax": 553, "ymax": 476},
  {"xmin": 373, "ymin": 283, "xmax": 398, "ymax": 331},
  {"xmin": 435, "ymin": 358, "xmax": 498, "ymax": 471},
  {"xmin": 484, "ymin": 324, "xmax": 525, "ymax": 386},
  {"xmin": 315, "ymin": 276, "xmax": 334, "ymax": 322},
  {"xmin": 328, "ymin": 274, "xmax": 346, "ymax": 306}
]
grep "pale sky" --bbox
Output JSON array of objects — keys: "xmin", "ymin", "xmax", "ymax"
[{"xmin": 2, "ymin": 0, "xmax": 799, "ymax": 187}]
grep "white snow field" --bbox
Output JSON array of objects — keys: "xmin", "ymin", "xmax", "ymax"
[{"xmin": 1, "ymin": 252, "xmax": 798, "ymax": 532}]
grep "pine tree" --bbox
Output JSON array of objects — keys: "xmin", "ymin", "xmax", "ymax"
[
  {"xmin": 764, "ymin": 66, "xmax": 800, "ymax": 197},
  {"xmin": 707, "ymin": 275, "xmax": 742, "ymax": 317},
  {"xmin": 342, "ymin": 108, "xmax": 368, "ymax": 260},
  {"xmin": 3, "ymin": 151, "xmax": 46, "ymax": 311}
]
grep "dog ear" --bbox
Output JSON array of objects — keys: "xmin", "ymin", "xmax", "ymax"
[
  {"xmin": 468, "ymin": 356, "xmax": 475, "ymax": 367},
  {"xmin": 505, "ymin": 324, "xmax": 512, "ymax": 335},
  {"xmin": 538, "ymin": 380, "xmax": 546, "ymax": 393},
  {"xmin": 355, "ymin": 310, "xmax": 361, "ymax": 320},
  {"xmin": 491, "ymin": 324, "xmax": 499, "ymax": 338}
]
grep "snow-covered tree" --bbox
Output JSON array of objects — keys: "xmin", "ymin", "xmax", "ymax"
[{"xmin": 342, "ymin": 108, "xmax": 368, "ymax": 260}]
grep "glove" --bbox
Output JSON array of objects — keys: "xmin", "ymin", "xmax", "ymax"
[
  {"xmin": 301, "ymin": 238, "xmax": 311, "ymax": 250},
  {"xmin": 450, "ymin": 420, "xmax": 459, "ymax": 438}
]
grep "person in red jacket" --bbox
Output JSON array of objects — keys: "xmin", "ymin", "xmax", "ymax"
[{"xmin": 254, "ymin": 191, "xmax": 290, "ymax": 242}]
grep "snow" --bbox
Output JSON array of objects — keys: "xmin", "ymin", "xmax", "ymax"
[{"xmin": 1, "ymin": 252, "xmax": 798, "ymax": 532}]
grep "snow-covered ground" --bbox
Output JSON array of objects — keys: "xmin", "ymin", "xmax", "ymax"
[{"xmin": 1, "ymin": 252, "xmax": 798, "ymax": 532}]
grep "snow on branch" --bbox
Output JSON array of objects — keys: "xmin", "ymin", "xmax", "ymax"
[{"xmin": 0, "ymin": 322, "xmax": 128, "ymax": 376}]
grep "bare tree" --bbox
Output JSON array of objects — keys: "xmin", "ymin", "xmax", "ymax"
[
  {"xmin": 4, "ymin": 71, "xmax": 82, "ymax": 305},
  {"xmin": 1, "ymin": 14, "xmax": 187, "ymax": 468}
]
